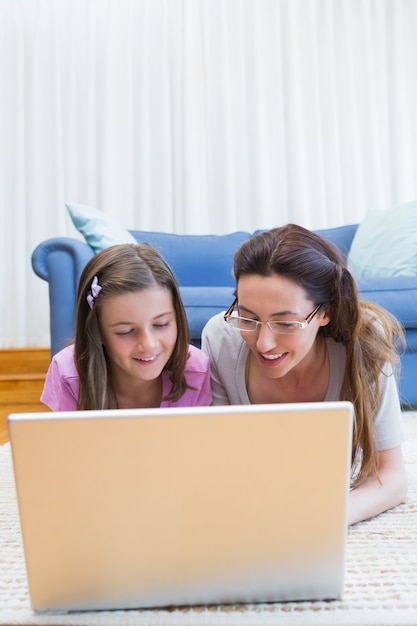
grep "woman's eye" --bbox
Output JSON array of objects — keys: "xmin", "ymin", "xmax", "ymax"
[{"xmin": 240, "ymin": 318, "xmax": 255, "ymax": 326}]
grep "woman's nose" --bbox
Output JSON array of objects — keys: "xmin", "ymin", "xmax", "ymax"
[{"xmin": 255, "ymin": 323, "xmax": 279, "ymax": 352}]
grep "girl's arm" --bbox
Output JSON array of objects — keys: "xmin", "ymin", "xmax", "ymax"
[{"xmin": 347, "ymin": 446, "xmax": 407, "ymax": 526}]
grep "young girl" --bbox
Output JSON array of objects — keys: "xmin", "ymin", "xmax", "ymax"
[
  {"xmin": 202, "ymin": 224, "xmax": 407, "ymax": 526},
  {"xmin": 42, "ymin": 243, "xmax": 212, "ymax": 410}
]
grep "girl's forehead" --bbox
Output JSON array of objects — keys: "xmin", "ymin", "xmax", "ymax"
[
  {"xmin": 105, "ymin": 284, "xmax": 171, "ymax": 301},
  {"xmin": 100, "ymin": 286, "xmax": 174, "ymax": 314}
]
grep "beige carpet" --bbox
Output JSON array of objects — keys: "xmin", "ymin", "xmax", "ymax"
[{"xmin": 1, "ymin": 413, "xmax": 416, "ymax": 626}]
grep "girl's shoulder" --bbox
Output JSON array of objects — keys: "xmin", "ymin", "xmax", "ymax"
[
  {"xmin": 185, "ymin": 344, "xmax": 210, "ymax": 372},
  {"xmin": 50, "ymin": 344, "xmax": 77, "ymax": 376}
]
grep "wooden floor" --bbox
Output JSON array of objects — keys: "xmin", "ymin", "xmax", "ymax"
[{"xmin": 0, "ymin": 348, "xmax": 51, "ymax": 445}]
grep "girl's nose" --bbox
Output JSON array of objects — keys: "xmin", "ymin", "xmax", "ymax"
[{"xmin": 136, "ymin": 329, "xmax": 158, "ymax": 351}]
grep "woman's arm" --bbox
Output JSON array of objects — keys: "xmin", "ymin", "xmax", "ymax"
[{"xmin": 348, "ymin": 446, "xmax": 407, "ymax": 526}]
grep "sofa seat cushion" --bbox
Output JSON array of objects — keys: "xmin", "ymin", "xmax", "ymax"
[
  {"xmin": 179, "ymin": 286, "xmax": 235, "ymax": 339},
  {"xmin": 404, "ymin": 329, "xmax": 417, "ymax": 352}
]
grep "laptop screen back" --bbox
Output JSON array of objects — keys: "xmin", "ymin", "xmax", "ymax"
[{"xmin": 8, "ymin": 402, "xmax": 353, "ymax": 612}]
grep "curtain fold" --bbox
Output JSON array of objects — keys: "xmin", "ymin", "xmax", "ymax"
[{"xmin": 2, "ymin": 0, "xmax": 417, "ymax": 347}]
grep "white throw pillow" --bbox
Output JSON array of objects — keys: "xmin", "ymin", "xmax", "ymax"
[
  {"xmin": 66, "ymin": 202, "xmax": 136, "ymax": 253},
  {"xmin": 347, "ymin": 200, "xmax": 417, "ymax": 278}
]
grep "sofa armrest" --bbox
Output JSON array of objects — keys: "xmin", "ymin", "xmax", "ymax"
[
  {"xmin": 31, "ymin": 238, "xmax": 95, "ymax": 356},
  {"xmin": 31, "ymin": 237, "xmax": 94, "ymax": 283}
]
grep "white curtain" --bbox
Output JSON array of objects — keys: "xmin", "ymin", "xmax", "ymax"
[{"xmin": 2, "ymin": 0, "xmax": 417, "ymax": 348}]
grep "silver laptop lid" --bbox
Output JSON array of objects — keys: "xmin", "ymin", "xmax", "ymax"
[{"xmin": 8, "ymin": 402, "xmax": 353, "ymax": 612}]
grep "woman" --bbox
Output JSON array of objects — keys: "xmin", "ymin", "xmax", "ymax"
[
  {"xmin": 202, "ymin": 224, "xmax": 407, "ymax": 525},
  {"xmin": 42, "ymin": 242, "xmax": 212, "ymax": 410}
]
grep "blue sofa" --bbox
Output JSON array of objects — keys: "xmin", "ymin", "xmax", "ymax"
[{"xmin": 31, "ymin": 224, "xmax": 417, "ymax": 406}]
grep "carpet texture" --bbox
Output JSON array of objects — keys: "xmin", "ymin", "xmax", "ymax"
[{"xmin": 1, "ymin": 413, "xmax": 416, "ymax": 626}]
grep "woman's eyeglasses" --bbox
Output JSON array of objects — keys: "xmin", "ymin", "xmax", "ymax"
[{"xmin": 224, "ymin": 300, "xmax": 322, "ymax": 335}]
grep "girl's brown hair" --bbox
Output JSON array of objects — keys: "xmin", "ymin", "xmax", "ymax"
[
  {"xmin": 74, "ymin": 243, "xmax": 190, "ymax": 410},
  {"xmin": 233, "ymin": 224, "xmax": 404, "ymax": 487}
]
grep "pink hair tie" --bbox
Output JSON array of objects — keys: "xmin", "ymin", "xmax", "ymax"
[{"xmin": 86, "ymin": 276, "xmax": 102, "ymax": 309}]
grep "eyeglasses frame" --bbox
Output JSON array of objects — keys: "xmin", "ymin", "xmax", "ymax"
[{"xmin": 224, "ymin": 299, "xmax": 323, "ymax": 334}]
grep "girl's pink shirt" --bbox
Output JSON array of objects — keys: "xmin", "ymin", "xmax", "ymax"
[{"xmin": 41, "ymin": 344, "xmax": 212, "ymax": 410}]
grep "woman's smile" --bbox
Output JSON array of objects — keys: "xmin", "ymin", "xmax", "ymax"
[{"xmin": 259, "ymin": 351, "xmax": 287, "ymax": 365}]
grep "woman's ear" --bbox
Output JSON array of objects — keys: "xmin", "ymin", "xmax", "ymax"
[{"xmin": 319, "ymin": 308, "xmax": 331, "ymax": 327}]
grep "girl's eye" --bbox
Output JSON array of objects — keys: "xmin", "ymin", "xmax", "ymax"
[{"xmin": 113, "ymin": 320, "xmax": 172, "ymax": 335}]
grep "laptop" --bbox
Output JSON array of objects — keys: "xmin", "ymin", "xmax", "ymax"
[{"xmin": 8, "ymin": 401, "xmax": 353, "ymax": 613}]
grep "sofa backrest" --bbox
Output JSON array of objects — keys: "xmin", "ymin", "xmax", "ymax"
[
  {"xmin": 314, "ymin": 224, "xmax": 358, "ymax": 263},
  {"xmin": 129, "ymin": 230, "xmax": 252, "ymax": 287},
  {"xmin": 129, "ymin": 224, "xmax": 360, "ymax": 287}
]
